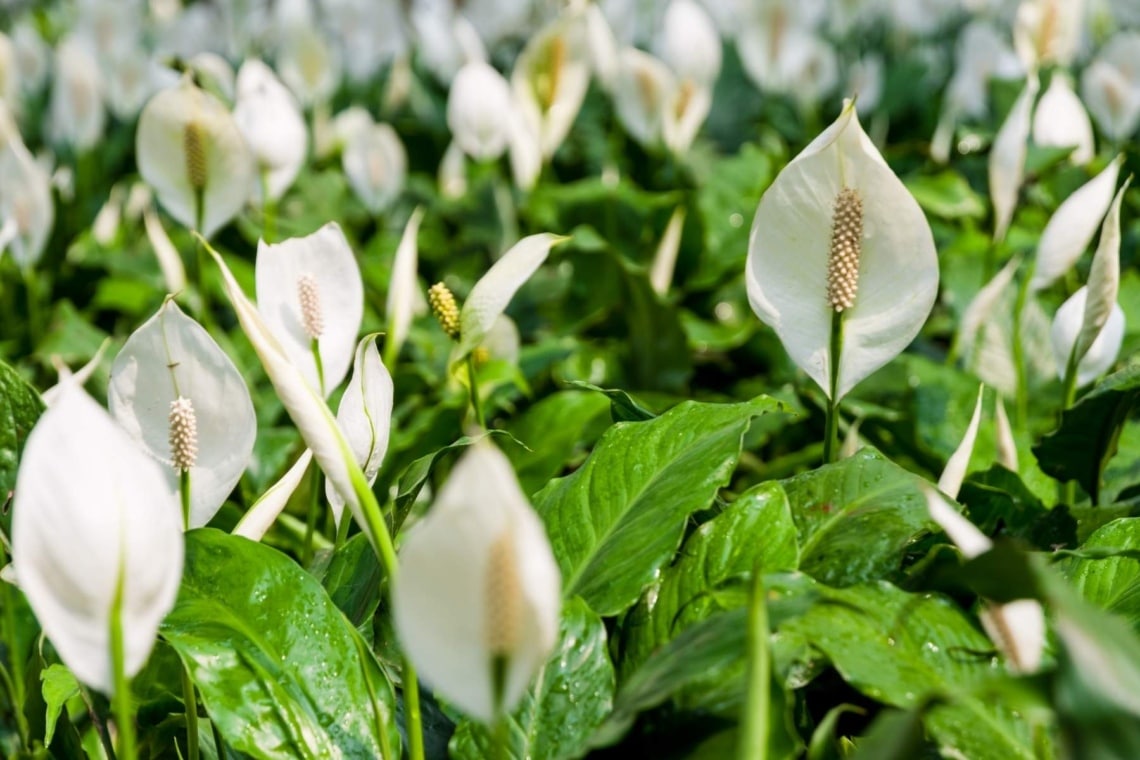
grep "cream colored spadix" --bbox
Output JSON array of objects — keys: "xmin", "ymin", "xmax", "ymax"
[
  {"xmin": 108, "ymin": 299, "xmax": 257, "ymax": 529},
  {"xmin": 745, "ymin": 102, "xmax": 939, "ymax": 401},
  {"xmin": 12, "ymin": 384, "xmax": 184, "ymax": 694},
  {"xmin": 393, "ymin": 441, "xmax": 561, "ymax": 723},
  {"xmin": 136, "ymin": 74, "xmax": 255, "ymax": 238}
]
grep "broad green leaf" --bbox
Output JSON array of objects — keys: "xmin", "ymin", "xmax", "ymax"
[
  {"xmin": 40, "ymin": 664, "xmax": 79, "ymax": 746},
  {"xmin": 449, "ymin": 598, "xmax": 614, "ymax": 760},
  {"xmin": 311, "ymin": 533, "xmax": 383, "ymax": 634},
  {"xmin": 960, "ymin": 466, "xmax": 1077, "ymax": 551},
  {"xmin": 505, "ymin": 391, "xmax": 612, "ymax": 495},
  {"xmin": 904, "ymin": 170, "xmax": 986, "ymax": 220},
  {"xmin": 1063, "ymin": 518, "xmax": 1140, "ymax": 629},
  {"xmin": 0, "ymin": 358, "xmax": 44, "ymax": 532},
  {"xmin": 780, "ymin": 581, "xmax": 1035, "ymax": 759},
  {"xmin": 161, "ymin": 529, "xmax": 400, "ymax": 760},
  {"xmin": 780, "ymin": 450, "xmax": 937, "ymax": 586},
  {"xmin": 620, "ymin": 481, "xmax": 798, "ymax": 679},
  {"xmin": 1034, "ymin": 362, "xmax": 1140, "ymax": 504},
  {"xmin": 535, "ymin": 396, "xmax": 789, "ymax": 616}
]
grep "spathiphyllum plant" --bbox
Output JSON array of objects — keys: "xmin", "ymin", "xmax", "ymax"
[
  {"xmin": 136, "ymin": 74, "xmax": 255, "ymax": 238},
  {"xmin": 108, "ymin": 298, "xmax": 257, "ymax": 529},
  {"xmin": 232, "ymin": 59, "xmax": 308, "ymax": 208},
  {"xmin": 746, "ymin": 101, "xmax": 938, "ymax": 460}
]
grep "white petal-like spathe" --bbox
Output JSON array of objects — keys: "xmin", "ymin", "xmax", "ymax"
[
  {"xmin": 745, "ymin": 103, "xmax": 939, "ymax": 401},
  {"xmin": 439, "ymin": 140, "xmax": 469, "ymax": 199},
  {"xmin": 49, "ymin": 36, "xmax": 104, "ymax": 151},
  {"xmin": 0, "ymin": 102, "xmax": 53, "ymax": 269},
  {"xmin": 650, "ymin": 206, "xmax": 686, "ymax": 295},
  {"xmin": 938, "ymin": 385, "xmax": 984, "ymax": 500},
  {"xmin": 457, "ymin": 233, "xmax": 565, "ymax": 359},
  {"xmin": 924, "ymin": 486, "xmax": 992, "ymax": 559},
  {"xmin": 1031, "ymin": 155, "xmax": 1123, "ymax": 291},
  {"xmin": 448, "ymin": 61, "xmax": 514, "ymax": 162},
  {"xmin": 1081, "ymin": 33, "xmax": 1140, "ymax": 142},
  {"xmin": 326, "ymin": 337, "xmax": 394, "ymax": 526},
  {"xmin": 1032, "ymin": 73, "xmax": 1094, "ymax": 165},
  {"xmin": 1051, "ymin": 287, "xmax": 1125, "ymax": 387},
  {"xmin": 612, "ymin": 48, "xmax": 675, "ymax": 148},
  {"xmin": 233, "ymin": 59, "xmax": 308, "ymax": 202},
  {"xmin": 109, "ymin": 300, "xmax": 257, "ymax": 529},
  {"xmin": 233, "ymin": 449, "xmax": 313, "ymax": 541},
  {"xmin": 980, "ymin": 598, "xmax": 1046, "ymax": 674},
  {"xmin": 1076, "ymin": 179, "xmax": 1128, "ymax": 363},
  {"xmin": 1014, "ymin": 0, "xmax": 1085, "ymax": 69},
  {"xmin": 136, "ymin": 75, "xmax": 255, "ymax": 238},
  {"xmin": 657, "ymin": 0, "xmax": 721, "ymax": 88},
  {"xmin": 342, "ymin": 123, "xmax": 407, "ymax": 214},
  {"xmin": 989, "ymin": 76, "xmax": 1038, "ymax": 244},
  {"xmin": 387, "ymin": 207, "xmax": 425, "ymax": 360},
  {"xmin": 511, "ymin": 13, "xmax": 590, "ymax": 160},
  {"xmin": 393, "ymin": 441, "xmax": 561, "ymax": 723},
  {"xmin": 143, "ymin": 205, "xmax": 188, "ymax": 294},
  {"xmin": 12, "ymin": 385, "xmax": 183, "ymax": 694},
  {"xmin": 256, "ymin": 223, "xmax": 364, "ymax": 396},
  {"xmin": 995, "ymin": 395, "xmax": 1019, "ymax": 472},
  {"xmin": 584, "ymin": 3, "xmax": 619, "ymax": 92},
  {"xmin": 663, "ymin": 81, "xmax": 711, "ymax": 155}
]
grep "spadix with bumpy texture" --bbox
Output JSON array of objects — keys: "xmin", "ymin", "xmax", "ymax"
[{"xmin": 746, "ymin": 102, "xmax": 939, "ymax": 400}]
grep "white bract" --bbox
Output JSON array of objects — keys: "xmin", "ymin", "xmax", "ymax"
[
  {"xmin": 1051, "ymin": 288, "xmax": 1126, "ymax": 387},
  {"xmin": 393, "ymin": 441, "xmax": 561, "ymax": 723},
  {"xmin": 136, "ymin": 75, "xmax": 255, "ymax": 238},
  {"xmin": 1081, "ymin": 32, "xmax": 1140, "ymax": 142},
  {"xmin": 325, "ymin": 337, "xmax": 393, "ymax": 525},
  {"xmin": 233, "ymin": 449, "xmax": 314, "ymax": 541},
  {"xmin": 1032, "ymin": 73, "xmax": 1094, "ymax": 165},
  {"xmin": 256, "ymin": 223, "xmax": 364, "ymax": 396},
  {"xmin": 611, "ymin": 48, "xmax": 675, "ymax": 148},
  {"xmin": 511, "ymin": 12, "xmax": 590, "ymax": 161},
  {"xmin": 342, "ymin": 122, "xmax": 407, "ymax": 214},
  {"xmin": 989, "ymin": 76, "xmax": 1038, "ymax": 244},
  {"xmin": 0, "ymin": 103, "xmax": 53, "ymax": 269},
  {"xmin": 448, "ymin": 61, "xmax": 515, "ymax": 162},
  {"xmin": 49, "ymin": 35, "xmax": 104, "ymax": 151},
  {"xmin": 386, "ymin": 207, "xmax": 426, "ymax": 362},
  {"xmin": 1014, "ymin": 0, "xmax": 1085, "ymax": 69},
  {"xmin": 233, "ymin": 59, "xmax": 308, "ymax": 203},
  {"xmin": 109, "ymin": 300, "xmax": 257, "ymax": 529},
  {"xmin": 745, "ymin": 102, "xmax": 939, "ymax": 401},
  {"xmin": 938, "ymin": 385, "xmax": 985, "ymax": 499},
  {"xmin": 12, "ymin": 385, "xmax": 184, "ymax": 694}
]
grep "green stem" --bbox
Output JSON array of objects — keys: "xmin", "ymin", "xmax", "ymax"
[
  {"xmin": 403, "ymin": 657, "xmax": 426, "ymax": 760},
  {"xmin": 109, "ymin": 569, "xmax": 138, "ymax": 760},
  {"xmin": 1011, "ymin": 275, "xmax": 1031, "ymax": 430},
  {"xmin": 311, "ymin": 338, "xmax": 326, "ymax": 398},
  {"xmin": 0, "ymin": 540, "xmax": 29, "ymax": 748},
  {"xmin": 302, "ymin": 463, "xmax": 322, "ymax": 566},
  {"xmin": 335, "ymin": 511, "xmax": 352, "ymax": 550},
  {"xmin": 738, "ymin": 569, "xmax": 770, "ymax": 760},
  {"xmin": 492, "ymin": 171, "xmax": 518, "ymax": 256},
  {"xmin": 1058, "ymin": 358, "xmax": 1080, "ymax": 507},
  {"xmin": 491, "ymin": 712, "xmax": 509, "ymax": 760},
  {"xmin": 260, "ymin": 170, "xmax": 276, "ymax": 243},
  {"xmin": 823, "ymin": 312, "xmax": 844, "ymax": 464},
  {"xmin": 180, "ymin": 469, "xmax": 191, "ymax": 531},
  {"xmin": 211, "ymin": 720, "xmax": 226, "ymax": 759},
  {"xmin": 466, "ymin": 354, "xmax": 486, "ymax": 429},
  {"xmin": 180, "ymin": 661, "xmax": 200, "ymax": 760}
]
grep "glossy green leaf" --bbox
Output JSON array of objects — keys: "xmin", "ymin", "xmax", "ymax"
[
  {"xmin": 905, "ymin": 170, "xmax": 987, "ymax": 220},
  {"xmin": 449, "ymin": 598, "xmax": 614, "ymax": 760},
  {"xmin": 0, "ymin": 358, "xmax": 44, "ymax": 533},
  {"xmin": 161, "ymin": 529, "xmax": 400, "ymax": 760},
  {"xmin": 505, "ymin": 391, "xmax": 612, "ymax": 495},
  {"xmin": 563, "ymin": 381, "xmax": 657, "ymax": 423},
  {"xmin": 1034, "ymin": 363, "xmax": 1140, "ymax": 505},
  {"xmin": 960, "ymin": 466, "xmax": 1077, "ymax": 551},
  {"xmin": 311, "ymin": 533, "xmax": 383, "ymax": 634},
  {"xmin": 780, "ymin": 450, "xmax": 937, "ymax": 586},
  {"xmin": 535, "ymin": 396, "xmax": 789, "ymax": 616},
  {"xmin": 620, "ymin": 481, "xmax": 798, "ymax": 679},
  {"xmin": 1063, "ymin": 518, "xmax": 1140, "ymax": 629}
]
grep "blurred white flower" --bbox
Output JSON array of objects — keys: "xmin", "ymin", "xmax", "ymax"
[
  {"xmin": 136, "ymin": 75, "xmax": 255, "ymax": 237},
  {"xmin": 325, "ymin": 0, "xmax": 408, "ymax": 84},
  {"xmin": 1051, "ymin": 288, "xmax": 1125, "ymax": 387},
  {"xmin": 611, "ymin": 48, "xmax": 675, "ymax": 148},
  {"xmin": 584, "ymin": 3, "xmax": 620, "ymax": 92},
  {"xmin": 142, "ymin": 203, "xmax": 188, "ymax": 294},
  {"xmin": 736, "ymin": 4, "xmax": 838, "ymax": 103},
  {"xmin": 414, "ymin": 4, "xmax": 487, "ymax": 83},
  {"xmin": 989, "ymin": 75, "xmax": 1038, "ymax": 243},
  {"xmin": 49, "ymin": 35, "xmax": 105, "ymax": 151},
  {"xmin": 103, "ymin": 52, "xmax": 173, "ymax": 121},
  {"xmin": 256, "ymin": 222, "xmax": 364, "ymax": 396},
  {"xmin": 342, "ymin": 122, "xmax": 407, "ymax": 214},
  {"xmin": 0, "ymin": 103, "xmax": 54, "ymax": 269},
  {"xmin": 746, "ymin": 102, "xmax": 939, "ymax": 401},
  {"xmin": 938, "ymin": 385, "xmax": 985, "ymax": 499},
  {"xmin": 393, "ymin": 440, "xmax": 561, "ymax": 723},
  {"xmin": 12, "ymin": 384, "xmax": 184, "ymax": 694},
  {"xmin": 233, "ymin": 59, "xmax": 308, "ymax": 203},
  {"xmin": 277, "ymin": 24, "xmax": 343, "ymax": 107},
  {"xmin": 1032, "ymin": 73, "xmax": 1094, "ymax": 165},
  {"xmin": 448, "ymin": 61, "xmax": 515, "ymax": 162},
  {"xmin": 189, "ymin": 52, "xmax": 236, "ymax": 102},
  {"xmin": 650, "ymin": 206, "xmax": 686, "ymax": 296},
  {"xmin": 1014, "ymin": 0, "xmax": 1085, "ymax": 69},
  {"xmin": 109, "ymin": 299, "xmax": 257, "ymax": 529},
  {"xmin": 11, "ymin": 21, "xmax": 49, "ymax": 96},
  {"xmin": 0, "ymin": 33, "xmax": 18, "ymax": 106},
  {"xmin": 232, "ymin": 448, "xmax": 314, "ymax": 541},
  {"xmin": 386, "ymin": 206, "xmax": 425, "ymax": 364},
  {"xmin": 657, "ymin": 0, "xmax": 721, "ymax": 89},
  {"xmin": 439, "ymin": 140, "xmax": 469, "ymax": 199},
  {"xmin": 1081, "ymin": 32, "xmax": 1140, "ymax": 143}
]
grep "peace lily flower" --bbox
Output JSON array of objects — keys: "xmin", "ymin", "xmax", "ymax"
[
  {"xmin": 511, "ymin": 10, "xmax": 590, "ymax": 161},
  {"xmin": 386, "ymin": 206, "xmax": 426, "ymax": 365},
  {"xmin": 142, "ymin": 203, "xmax": 188, "ymax": 294},
  {"xmin": 108, "ymin": 299, "xmax": 257, "ymax": 529},
  {"xmin": 448, "ymin": 61, "xmax": 515, "ymax": 162},
  {"xmin": 232, "ymin": 449, "xmax": 314, "ymax": 541},
  {"xmin": 650, "ymin": 206, "xmax": 686, "ymax": 296},
  {"xmin": 342, "ymin": 122, "xmax": 407, "ymax": 215},
  {"xmin": 989, "ymin": 75, "xmax": 1038, "ymax": 244},
  {"xmin": 275, "ymin": 22, "xmax": 343, "ymax": 108},
  {"xmin": 938, "ymin": 385, "xmax": 985, "ymax": 500},
  {"xmin": 611, "ymin": 48, "xmax": 675, "ymax": 149},
  {"xmin": 1032, "ymin": 73, "xmax": 1094, "ymax": 165},
  {"xmin": 393, "ymin": 440, "xmax": 561, "ymax": 723},
  {"xmin": 657, "ymin": 0, "xmax": 721, "ymax": 91},
  {"xmin": 325, "ymin": 336, "xmax": 394, "ymax": 526},
  {"xmin": 1014, "ymin": 0, "xmax": 1084, "ymax": 70},
  {"xmin": 0, "ymin": 102, "xmax": 53, "ymax": 269},
  {"xmin": 925, "ymin": 487, "xmax": 1045, "ymax": 674},
  {"xmin": 1081, "ymin": 32, "xmax": 1140, "ymax": 142},
  {"xmin": 136, "ymin": 74, "xmax": 256, "ymax": 238},
  {"xmin": 12, "ymin": 383, "xmax": 184, "ymax": 694},
  {"xmin": 233, "ymin": 59, "xmax": 308, "ymax": 203},
  {"xmin": 413, "ymin": 4, "xmax": 487, "ymax": 84},
  {"xmin": 1031, "ymin": 154, "xmax": 1123, "ymax": 291},
  {"xmin": 49, "ymin": 35, "xmax": 105, "ymax": 151},
  {"xmin": 745, "ymin": 101, "xmax": 939, "ymax": 402},
  {"xmin": 255, "ymin": 222, "xmax": 364, "ymax": 396}
]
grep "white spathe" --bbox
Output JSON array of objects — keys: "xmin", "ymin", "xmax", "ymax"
[
  {"xmin": 746, "ymin": 102, "xmax": 939, "ymax": 401},
  {"xmin": 657, "ymin": 0, "xmax": 721, "ymax": 89},
  {"xmin": 1081, "ymin": 32, "xmax": 1140, "ymax": 142},
  {"xmin": 325, "ymin": 336, "xmax": 394, "ymax": 526},
  {"xmin": 49, "ymin": 35, "xmax": 104, "ymax": 151},
  {"xmin": 937, "ymin": 385, "xmax": 985, "ymax": 500},
  {"xmin": 448, "ymin": 61, "xmax": 515, "ymax": 162},
  {"xmin": 255, "ymin": 222, "xmax": 364, "ymax": 396},
  {"xmin": 1032, "ymin": 73, "xmax": 1094, "ymax": 165},
  {"xmin": 989, "ymin": 75, "xmax": 1038, "ymax": 244},
  {"xmin": 1075, "ymin": 179, "xmax": 1128, "ymax": 364},
  {"xmin": 386, "ymin": 207, "xmax": 425, "ymax": 361},
  {"xmin": 233, "ymin": 449, "xmax": 314, "ymax": 541},
  {"xmin": 12, "ymin": 385, "xmax": 184, "ymax": 695},
  {"xmin": 109, "ymin": 300, "xmax": 257, "ymax": 529},
  {"xmin": 511, "ymin": 12, "xmax": 590, "ymax": 161},
  {"xmin": 342, "ymin": 122, "xmax": 407, "ymax": 214},
  {"xmin": 393, "ymin": 441, "xmax": 561, "ymax": 723},
  {"xmin": 233, "ymin": 59, "xmax": 308, "ymax": 203},
  {"xmin": 1051, "ymin": 287, "xmax": 1125, "ymax": 387},
  {"xmin": 136, "ymin": 75, "xmax": 255, "ymax": 238},
  {"xmin": 0, "ymin": 102, "xmax": 54, "ymax": 269}
]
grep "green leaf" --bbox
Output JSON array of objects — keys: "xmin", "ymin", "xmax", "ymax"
[
  {"xmin": 960, "ymin": 466, "xmax": 1077, "ymax": 551},
  {"xmin": 535, "ymin": 396, "xmax": 789, "ymax": 616},
  {"xmin": 904, "ymin": 171, "xmax": 986, "ymax": 220},
  {"xmin": 1034, "ymin": 362, "xmax": 1140, "ymax": 504},
  {"xmin": 780, "ymin": 450, "xmax": 938, "ymax": 586},
  {"xmin": 1063, "ymin": 518, "xmax": 1140, "ymax": 629},
  {"xmin": 449, "ymin": 598, "xmax": 615, "ymax": 760},
  {"xmin": 504, "ymin": 391, "xmax": 612, "ymax": 496},
  {"xmin": 40, "ymin": 664, "xmax": 80, "ymax": 747},
  {"xmin": 563, "ymin": 381, "xmax": 658, "ymax": 422},
  {"xmin": 0, "ymin": 358, "xmax": 44, "ymax": 534},
  {"xmin": 161, "ymin": 529, "xmax": 401, "ymax": 760},
  {"xmin": 620, "ymin": 481, "xmax": 798, "ymax": 679},
  {"xmin": 311, "ymin": 533, "xmax": 383, "ymax": 634}
]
